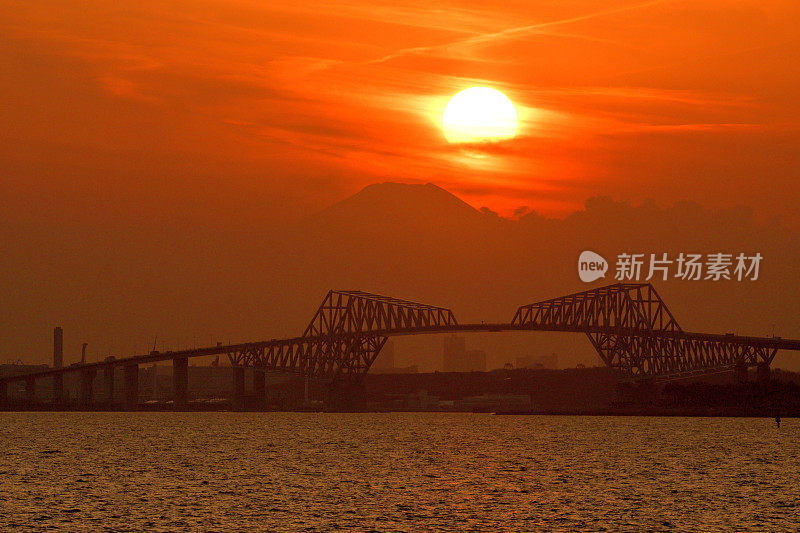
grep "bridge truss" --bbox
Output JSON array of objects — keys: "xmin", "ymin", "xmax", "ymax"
[
  {"xmin": 3, "ymin": 283, "xmax": 797, "ymax": 404},
  {"xmin": 511, "ymin": 283, "xmax": 783, "ymax": 380},
  {"xmin": 223, "ymin": 282, "xmax": 794, "ymax": 383},
  {"xmin": 226, "ymin": 290, "xmax": 458, "ymax": 381}
]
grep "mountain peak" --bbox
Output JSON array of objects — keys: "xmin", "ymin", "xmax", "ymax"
[
  {"xmin": 351, "ymin": 181, "xmax": 476, "ymax": 208},
  {"xmin": 314, "ymin": 182, "xmax": 484, "ymax": 227}
]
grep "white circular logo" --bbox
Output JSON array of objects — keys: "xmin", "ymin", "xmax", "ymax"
[{"xmin": 578, "ymin": 251, "xmax": 608, "ymax": 282}]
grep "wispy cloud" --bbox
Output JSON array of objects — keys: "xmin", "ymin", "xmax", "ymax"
[{"xmin": 366, "ymin": 0, "xmax": 669, "ymax": 65}]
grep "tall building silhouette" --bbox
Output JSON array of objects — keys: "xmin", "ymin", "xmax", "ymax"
[{"xmin": 443, "ymin": 335, "xmax": 466, "ymax": 372}]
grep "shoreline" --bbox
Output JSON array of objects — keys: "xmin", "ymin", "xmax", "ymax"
[{"xmin": 0, "ymin": 404, "xmax": 794, "ymax": 418}]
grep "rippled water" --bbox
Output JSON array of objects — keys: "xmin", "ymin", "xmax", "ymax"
[{"xmin": 1, "ymin": 413, "xmax": 798, "ymax": 531}]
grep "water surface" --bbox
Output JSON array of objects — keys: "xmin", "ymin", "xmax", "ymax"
[{"xmin": 1, "ymin": 413, "xmax": 798, "ymax": 531}]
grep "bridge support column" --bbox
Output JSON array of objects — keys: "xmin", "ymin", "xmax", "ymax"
[
  {"xmin": 253, "ymin": 368, "xmax": 265, "ymax": 404},
  {"xmin": 123, "ymin": 364, "xmax": 139, "ymax": 411},
  {"xmin": 53, "ymin": 374, "xmax": 64, "ymax": 404},
  {"xmin": 0, "ymin": 381, "xmax": 7, "ymax": 407},
  {"xmin": 103, "ymin": 367, "xmax": 114, "ymax": 404},
  {"xmin": 757, "ymin": 363, "xmax": 771, "ymax": 384},
  {"xmin": 173, "ymin": 356, "xmax": 188, "ymax": 411},
  {"xmin": 80, "ymin": 370, "xmax": 96, "ymax": 406},
  {"xmin": 25, "ymin": 377, "xmax": 36, "ymax": 406},
  {"xmin": 233, "ymin": 366, "xmax": 245, "ymax": 408},
  {"xmin": 735, "ymin": 364, "xmax": 749, "ymax": 384}
]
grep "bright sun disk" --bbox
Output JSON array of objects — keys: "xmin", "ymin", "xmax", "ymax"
[{"xmin": 442, "ymin": 87, "xmax": 518, "ymax": 143}]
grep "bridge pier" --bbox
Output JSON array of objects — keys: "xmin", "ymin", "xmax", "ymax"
[
  {"xmin": 123, "ymin": 364, "xmax": 139, "ymax": 410},
  {"xmin": 173, "ymin": 356, "xmax": 188, "ymax": 411},
  {"xmin": 233, "ymin": 366, "xmax": 245, "ymax": 408},
  {"xmin": 0, "ymin": 381, "xmax": 7, "ymax": 407},
  {"xmin": 253, "ymin": 368, "xmax": 266, "ymax": 404},
  {"xmin": 757, "ymin": 363, "xmax": 771, "ymax": 383},
  {"xmin": 25, "ymin": 377, "xmax": 36, "ymax": 406},
  {"xmin": 103, "ymin": 367, "xmax": 114, "ymax": 404},
  {"xmin": 80, "ymin": 370, "xmax": 96, "ymax": 406},
  {"xmin": 735, "ymin": 364, "xmax": 749, "ymax": 384},
  {"xmin": 53, "ymin": 374, "xmax": 64, "ymax": 404}
]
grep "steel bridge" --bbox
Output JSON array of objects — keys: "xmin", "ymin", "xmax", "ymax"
[{"xmin": 2, "ymin": 283, "xmax": 798, "ymax": 409}]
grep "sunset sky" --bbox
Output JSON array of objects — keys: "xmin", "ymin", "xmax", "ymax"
[
  {"xmin": 2, "ymin": 0, "xmax": 800, "ymax": 365},
  {"xmin": 3, "ymin": 0, "xmax": 799, "ymax": 222}
]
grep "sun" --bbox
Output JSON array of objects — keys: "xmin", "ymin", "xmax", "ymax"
[{"xmin": 442, "ymin": 87, "xmax": 518, "ymax": 143}]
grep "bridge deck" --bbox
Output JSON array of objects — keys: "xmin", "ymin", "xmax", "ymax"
[{"xmin": 2, "ymin": 323, "xmax": 799, "ymax": 384}]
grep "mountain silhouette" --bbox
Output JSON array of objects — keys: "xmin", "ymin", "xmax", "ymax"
[
  {"xmin": 314, "ymin": 182, "xmax": 488, "ymax": 230},
  {"xmin": 294, "ymin": 182, "xmax": 509, "ymax": 303}
]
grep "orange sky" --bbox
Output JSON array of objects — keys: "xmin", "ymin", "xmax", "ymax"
[
  {"xmin": 2, "ymin": 0, "xmax": 800, "ymax": 368},
  {"xmin": 2, "ymin": 0, "xmax": 799, "ymax": 224}
]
